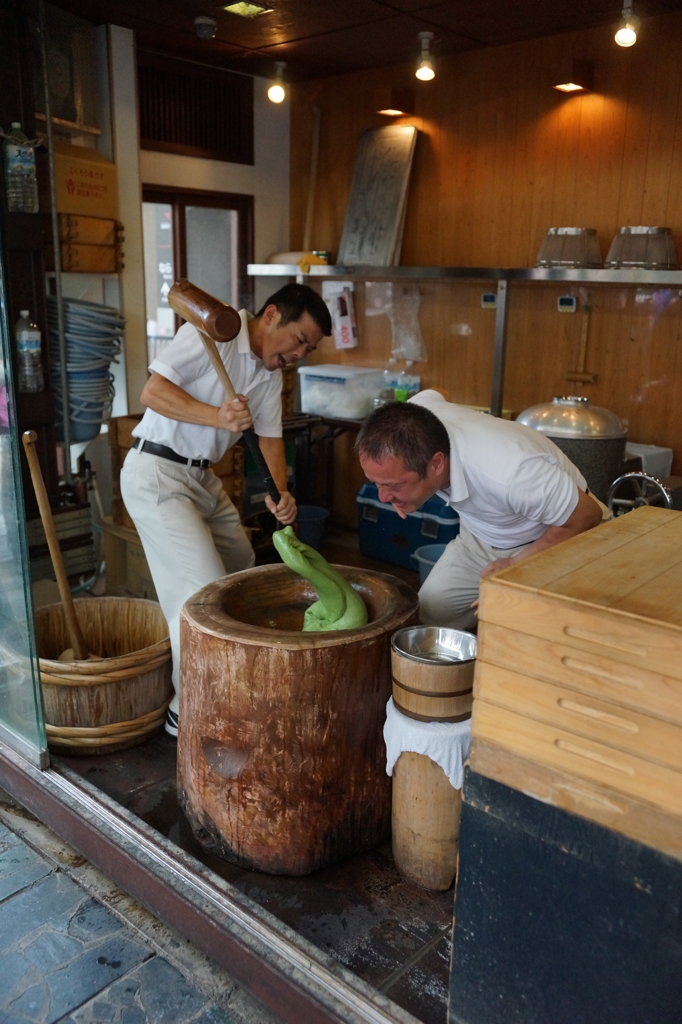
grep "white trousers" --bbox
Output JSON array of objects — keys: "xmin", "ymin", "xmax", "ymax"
[
  {"xmin": 419, "ymin": 498, "xmax": 612, "ymax": 630},
  {"xmin": 120, "ymin": 448, "xmax": 254, "ymax": 712}
]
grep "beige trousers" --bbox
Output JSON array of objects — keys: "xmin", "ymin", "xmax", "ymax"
[
  {"xmin": 120, "ymin": 447, "xmax": 254, "ymax": 712},
  {"xmin": 418, "ymin": 524, "xmax": 531, "ymax": 631},
  {"xmin": 419, "ymin": 497, "xmax": 612, "ymax": 631}
]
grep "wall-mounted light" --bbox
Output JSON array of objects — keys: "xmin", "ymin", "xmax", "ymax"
[
  {"xmin": 415, "ymin": 31, "xmax": 435, "ymax": 81},
  {"xmin": 553, "ymin": 59, "xmax": 595, "ymax": 93},
  {"xmin": 375, "ymin": 87, "xmax": 415, "ymax": 116},
  {"xmin": 615, "ymin": 0, "xmax": 639, "ymax": 46},
  {"xmin": 268, "ymin": 61, "xmax": 286, "ymax": 104}
]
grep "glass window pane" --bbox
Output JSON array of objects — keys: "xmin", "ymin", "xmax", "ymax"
[
  {"xmin": 186, "ymin": 207, "xmax": 238, "ymax": 308},
  {"xmin": 0, "ymin": 299, "xmax": 48, "ymax": 766},
  {"xmin": 142, "ymin": 202, "xmax": 175, "ymax": 364}
]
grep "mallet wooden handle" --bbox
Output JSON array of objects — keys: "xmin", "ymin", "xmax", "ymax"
[
  {"xmin": 168, "ymin": 280, "xmax": 282, "ymax": 508},
  {"xmin": 22, "ymin": 431, "xmax": 87, "ymax": 660}
]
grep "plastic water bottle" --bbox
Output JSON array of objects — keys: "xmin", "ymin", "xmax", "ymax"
[
  {"xmin": 382, "ymin": 357, "xmax": 397, "ymax": 390},
  {"xmin": 393, "ymin": 361, "xmax": 420, "ymax": 402},
  {"xmin": 3, "ymin": 123, "xmax": 39, "ymax": 214},
  {"xmin": 15, "ymin": 310, "xmax": 44, "ymax": 393}
]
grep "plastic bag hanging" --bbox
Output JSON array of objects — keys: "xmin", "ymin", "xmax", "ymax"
[
  {"xmin": 365, "ymin": 282, "xmax": 427, "ymax": 363},
  {"xmin": 391, "ymin": 286, "xmax": 427, "ymax": 363}
]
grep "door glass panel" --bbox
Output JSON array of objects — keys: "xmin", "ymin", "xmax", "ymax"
[
  {"xmin": 186, "ymin": 206, "xmax": 238, "ymax": 308},
  {"xmin": 142, "ymin": 202, "xmax": 175, "ymax": 364},
  {"xmin": 0, "ymin": 270, "xmax": 48, "ymax": 767}
]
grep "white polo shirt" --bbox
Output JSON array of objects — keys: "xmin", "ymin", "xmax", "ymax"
[
  {"xmin": 410, "ymin": 391, "xmax": 587, "ymax": 548},
  {"xmin": 132, "ymin": 310, "xmax": 283, "ymax": 463}
]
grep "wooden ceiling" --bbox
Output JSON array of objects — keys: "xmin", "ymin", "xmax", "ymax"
[{"xmin": 52, "ymin": 0, "xmax": 682, "ymax": 80}]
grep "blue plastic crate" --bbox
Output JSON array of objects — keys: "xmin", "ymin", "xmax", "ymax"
[{"xmin": 357, "ymin": 483, "xmax": 459, "ymax": 570}]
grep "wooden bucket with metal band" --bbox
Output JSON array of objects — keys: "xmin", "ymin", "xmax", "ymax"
[
  {"xmin": 391, "ymin": 626, "xmax": 477, "ymax": 722},
  {"xmin": 34, "ymin": 596, "xmax": 172, "ymax": 756}
]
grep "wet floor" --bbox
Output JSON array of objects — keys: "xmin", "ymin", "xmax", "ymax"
[
  {"xmin": 58, "ymin": 734, "xmax": 453, "ymax": 1024},
  {"xmin": 60, "ymin": 532, "xmax": 454, "ymax": 1024}
]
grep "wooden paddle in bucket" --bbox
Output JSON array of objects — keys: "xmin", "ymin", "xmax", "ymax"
[{"xmin": 22, "ymin": 430, "xmax": 88, "ymax": 660}]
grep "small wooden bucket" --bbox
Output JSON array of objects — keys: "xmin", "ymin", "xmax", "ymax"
[
  {"xmin": 34, "ymin": 596, "xmax": 172, "ymax": 756},
  {"xmin": 391, "ymin": 626, "xmax": 477, "ymax": 722}
]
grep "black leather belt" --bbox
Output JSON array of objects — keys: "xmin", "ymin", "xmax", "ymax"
[{"xmin": 132, "ymin": 438, "xmax": 210, "ymax": 469}]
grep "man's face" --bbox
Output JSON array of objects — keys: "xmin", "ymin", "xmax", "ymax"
[
  {"xmin": 260, "ymin": 307, "xmax": 324, "ymax": 371},
  {"xmin": 359, "ymin": 453, "xmax": 442, "ymax": 520}
]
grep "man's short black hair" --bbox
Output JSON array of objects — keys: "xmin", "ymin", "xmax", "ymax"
[
  {"xmin": 257, "ymin": 283, "xmax": 331, "ymax": 337},
  {"xmin": 355, "ymin": 401, "xmax": 450, "ymax": 478}
]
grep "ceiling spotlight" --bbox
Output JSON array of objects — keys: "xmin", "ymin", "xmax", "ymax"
[
  {"xmin": 268, "ymin": 62, "xmax": 286, "ymax": 104},
  {"xmin": 615, "ymin": 0, "xmax": 639, "ymax": 46},
  {"xmin": 194, "ymin": 15, "xmax": 217, "ymax": 39},
  {"xmin": 416, "ymin": 31, "xmax": 435, "ymax": 81}
]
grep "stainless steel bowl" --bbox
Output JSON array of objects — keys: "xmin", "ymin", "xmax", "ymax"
[
  {"xmin": 536, "ymin": 227, "xmax": 603, "ymax": 268},
  {"xmin": 604, "ymin": 226, "xmax": 678, "ymax": 269},
  {"xmin": 391, "ymin": 626, "xmax": 477, "ymax": 665}
]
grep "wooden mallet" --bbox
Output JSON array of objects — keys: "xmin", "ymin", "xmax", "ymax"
[{"xmin": 167, "ymin": 279, "xmax": 281, "ymax": 508}]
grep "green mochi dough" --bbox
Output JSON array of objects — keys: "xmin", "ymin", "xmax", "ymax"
[{"xmin": 273, "ymin": 526, "xmax": 368, "ymax": 632}]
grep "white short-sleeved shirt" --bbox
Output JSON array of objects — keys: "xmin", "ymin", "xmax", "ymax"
[
  {"xmin": 132, "ymin": 310, "xmax": 283, "ymax": 463},
  {"xmin": 410, "ymin": 391, "xmax": 587, "ymax": 548}
]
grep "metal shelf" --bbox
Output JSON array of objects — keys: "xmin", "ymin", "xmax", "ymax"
[
  {"xmin": 248, "ymin": 263, "xmax": 682, "ymax": 286},
  {"xmin": 249, "ymin": 262, "xmax": 682, "ymax": 420},
  {"xmin": 35, "ymin": 112, "xmax": 101, "ymax": 137}
]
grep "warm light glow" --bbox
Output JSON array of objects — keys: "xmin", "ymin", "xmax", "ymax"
[
  {"xmin": 553, "ymin": 82, "xmax": 584, "ymax": 92},
  {"xmin": 268, "ymin": 61, "xmax": 286, "ymax": 104},
  {"xmin": 615, "ymin": 20, "xmax": 637, "ymax": 45},
  {"xmin": 222, "ymin": 2, "xmax": 272, "ymax": 16},
  {"xmin": 378, "ymin": 108, "xmax": 404, "ymax": 116},
  {"xmin": 416, "ymin": 59, "xmax": 435, "ymax": 81},
  {"xmin": 416, "ymin": 31, "xmax": 435, "ymax": 81}
]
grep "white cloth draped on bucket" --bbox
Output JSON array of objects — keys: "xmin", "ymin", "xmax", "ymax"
[{"xmin": 383, "ymin": 697, "xmax": 472, "ymax": 790}]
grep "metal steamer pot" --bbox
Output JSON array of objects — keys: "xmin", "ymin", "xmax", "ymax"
[{"xmin": 516, "ymin": 396, "xmax": 627, "ymax": 502}]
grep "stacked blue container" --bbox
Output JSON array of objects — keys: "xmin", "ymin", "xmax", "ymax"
[
  {"xmin": 357, "ymin": 482, "xmax": 459, "ymax": 570},
  {"xmin": 48, "ymin": 297, "xmax": 124, "ymax": 443}
]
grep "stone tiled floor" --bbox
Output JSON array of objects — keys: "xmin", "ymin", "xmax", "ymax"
[
  {"xmin": 61, "ymin": 734, "xmax": 454, "ymax": 1024},
  {"xmin": 0, "ymin": 804, "xmax": 280, "ymax": 1024}
]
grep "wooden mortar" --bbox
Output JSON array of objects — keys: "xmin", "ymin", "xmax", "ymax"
[{"xmin": 178, "ymin": 564, "xmax": 418, "ymax": 875}]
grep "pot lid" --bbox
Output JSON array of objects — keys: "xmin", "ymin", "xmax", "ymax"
[{"xmin": 516, "ymin": 396, "xmax": 627, "ymax": 439}]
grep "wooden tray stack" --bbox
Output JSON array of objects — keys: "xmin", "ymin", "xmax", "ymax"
[
  {"xmin": 46, "ymin": 214, "xmax": 125, "ymax": 274},
  {"xmin": 471, "ymin": 506, "xmax": 682, "ymax": 860}
]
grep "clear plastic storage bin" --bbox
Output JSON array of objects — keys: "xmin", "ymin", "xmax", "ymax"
[{"xmin": 298, "ymin": 364, "xmax": 383, "ymax": 420}]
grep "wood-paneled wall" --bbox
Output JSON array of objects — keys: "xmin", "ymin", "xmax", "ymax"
[{"xmin": 290, "ymin": 11, "xmax": 682, "ymax": 521}]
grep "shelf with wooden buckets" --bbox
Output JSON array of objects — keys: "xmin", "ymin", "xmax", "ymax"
[{"xmin": 390, "ymin": 626, "xmax": 476, "ymax": 890}]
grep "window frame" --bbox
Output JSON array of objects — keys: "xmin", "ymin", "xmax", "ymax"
[{"xmin": 141, "ymin": 185, "xmax": 255, "ymax": 323}]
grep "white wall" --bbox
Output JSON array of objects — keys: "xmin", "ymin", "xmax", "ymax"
[{"xmin": 140, "ymin": 75, "xmax": 290, "ymax": 313}]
